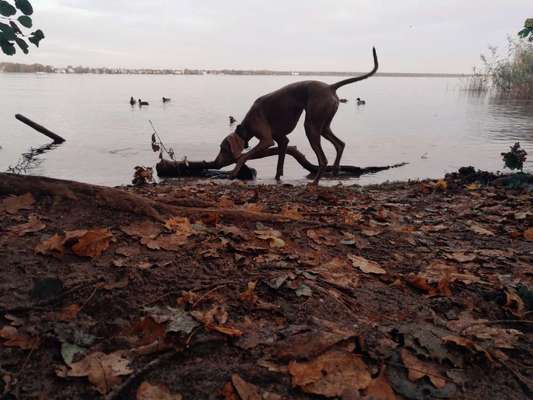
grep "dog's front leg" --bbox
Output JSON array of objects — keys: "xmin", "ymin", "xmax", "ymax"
[
  {"xmin": 228, "ymin": 138, "xmax": 274, "ymax": 179},
  {"xmin": 275, "ymin": 136, "xmax": 289, "ymax": 181}
]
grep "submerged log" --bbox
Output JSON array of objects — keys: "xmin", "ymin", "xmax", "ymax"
[
  {"xmin": 15, "ymin": 114, "xmax": 66, "ymax": 144},
  {"xmin": 156, "ymin": 146, "xmax": 407, "ymax": 179}
]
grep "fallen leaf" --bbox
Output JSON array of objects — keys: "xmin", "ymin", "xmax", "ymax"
[
  {"xmin": 349, "ymin": 255, "xmax": 386, "ymax": 275},
  {"xmin": 219, "ymin": 225, "xmax": 246, "ymax": 240},
  {"xmin": 364, "ymin": 367, "xmax": 396, "ymax": 400},
  {"xmin": 307, "ymin": 228, "xmax": 337, "ymax": 246},
  {"xmin": 406, "ymin": 273, "xmax": 452, "ymax": 297},
  {"xmin": 400, "ymin": 349, "xmax": 446, "ymax": 389},
  {"xmin": 0, "ymin": 326, "xmax": 39, "ymax": 350},
  {"xmin": 446, "ymin": 252, "xmax": 476, "ymax": 263},
  {"xmin": 0, "ymin": 193, "xmax": 35, "ymax": 214},
  {"xmin": 342, "ymin": 210, "xmax": 363, "ymax": 225},
  {"xmin": 34, "ymin": 233, "xmax": 65, "ymax": 257},
  {"xmin": 280, "ymin": 204, "xmax": 304, "ymax": 220},
  {"xmin": 212, "ymin": 325, "xmax": 243, "ymax": 337},
  {"xmin": 121, "ymin": 221, "xmax": 161, "ymax": 239},
  {"xmin": 142, "ymin": 234, "xmax": 188, "ymax": 251},
  {"xmin": 144, "ymin": 306, "xmax": 199, "ymax": 335},
  {"xmin": 361, "ymin": 227, "xmax": 383, "ymax": 237},
  {"xmin": 434, "ymin": 179, "xmax": 448, "ymax": 190},
  {"xmin": 53, "ymin": 304, "xmax": 81, "ymax": 322},
  {"xmin": 503, "ymin": 288, "xmax": 526, "ymax": 318},
  {"xmin": 8, "ymin": 215, "xmax": 46, "ymax": 236},
  {"xmin": 465, "ymin": 183, "xmax": 481, "ymax": 191},
  {"xmin": 164, "ymin": 216, "xmax": 193, "ymax": 235},
  {"xmin": 72, "ymin": 228, "xmax": 113, "ymax": 258},
  {"xmin": 231, "ymin": 374, "xmax": 262, "ymax": 400},
  {"xmin": 288, "ymin": 350, "xmax": 371, "ymax": 397},
  {"xmin": 56, "ymin": 351, "xmax": 133, "ymax": 394},
  {"xmin": 137, "ymin": 381, "xmax": 183, "ymax": 400},
  {"xmin": 524, "ymin": 228, "xmax": 533, "ymax": 241},
  {"xmin": 295, "ymin": 284, "xmax": 313, "ymax": 297},
  {"xmin": 115, "ymin": 245, "xmax": 141, "ymax": 257},
  {"xmin": 255, "ymin": 229, "xmax": 285, "ymax": 248},
  {"xmin": 218, "ymin": 195, "xmax": 235, "ymax": 208},
  {"xmin": 468, "ymin": 222, "xmax": 495, "ymax": 236},
  {"xmin": 222, "ymin": 382, "xmax": 239, "ymax": 400},
  {"xmin": 442, "ymin": 335, "xmax": 492, "ymax": 362}
]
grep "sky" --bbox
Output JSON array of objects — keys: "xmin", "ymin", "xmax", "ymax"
[{"xmin": 4, "ymin": 0, "xmax": 532, "ymax": 73}]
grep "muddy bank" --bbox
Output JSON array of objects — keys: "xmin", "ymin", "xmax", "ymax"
[{"xmin": 0, "ymin": 171, "xmax": 532, "ymax": 399}]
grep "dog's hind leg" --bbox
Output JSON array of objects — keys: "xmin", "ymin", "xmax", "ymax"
[
  {"xmin": 304, "ymin": 118, "xmax": 328, "ymax": 185},
  {"xmin": 322, "ymin": 127, "xmax": 345, "ymax": 175},
  {"xmin": 275, "ymin": 136, "xmax": 289, "ymax": 181}
]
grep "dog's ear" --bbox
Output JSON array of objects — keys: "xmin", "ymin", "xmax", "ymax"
[{"xmin": 220, "ymin": 133, "xmax": 245, "ymax": 160}]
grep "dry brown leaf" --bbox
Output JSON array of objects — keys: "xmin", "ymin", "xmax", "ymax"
[
  {"xmin": 212, "ymin": 325, "xmax": 243, "ymax": 337},
  {"xmin": 164, "ymin": 217, "xmax": 193, "ymax": 236},
  {"xmin": 280, "ymin": 204, "xmax": 304, "ymax": 220},
  {"xmin": 255, "ymin": 229, "xmax": 285, "ymax": 248},
  {"xmin": 524, "ymin": 228, "xmax": 533, "ymax": 241},
  {"xmin": 34, "ymin": 233, "xmax": 65, "ymax": 257},
  {"xmin": 307, "ymin": 228, "xmax": 337, "ymax": 246},
  {"xmin": 136, "ymin": 381, "xmax": 183, "ymax": 400},
  {"xmin": 231, "ymin": 374, "xmax": 262, "ymax": 400},
  {"xmin": 364, "ymin": 367, "xmax": 396, "ymax": 400},
  {"xmin": 0, "ymin": 326, "xmax": 40, "ymax": 350},
  {"xmin": 503, "ymin": 289, "xmax": 526, "ymax": 318},
  {"xmin": 447, "ymin": 252, "xmax": 476, "ymax": 263},
  {"xmin": 240, "ymin": 282, "xmax": 258, "ymax": 304},
  {"xmin": 121, "ymin": 220, "xmax": 161, "ymax": 239},
  {"xmin": 0, "ymin": 193, "xmax": 35, "ymax": 214},
  {"xmin": 115, "ymin": 245, "xmax": 141, "ymax": 257},
  {"xmin": 288, "ymin": 350, "xmax": 371, "ymax": 397},
  {"xmin": 72, "ymin": 228, "xmax": 113, "ymax": 258},
  {"xmin": 468, "ymin": 222, "xmax": 495, "ymax": 236},
  {"xmin": 349, "ymin": 255, "xmax": 386, "ymax": 275},
  {"xmin": 442, "ymin": 335, "xmax": 493, "ymax": 362},
  {"xmin": 8, "ymin": 215, "xmax": 46, "ymax": 236},
  {"xmin": 221, "ymin": 382, "xmax": 239, "ymax": 400},
  {"xmin": 218, "ymin": 195, "xmax": 235, "ymax": 208},
  {"xmin": 142, "ymin": 234, "xmax": 188, "ymax": 251},
  {"xmin": 406, "ymin": 273, "xmax": 452, "ymax": 297},
  {"xmin": 56, "ymin": 351, "xmax": 133, "ymax": 394},
  {"xmin": 400, "ymin": 349, "xmax": 446, "ymax": 389},
  {"xmin": 361, "ymin": 227, "xmax": 384, "ymax": 237},
  {"xmin": 52, "ymin": 304, "xmax": 81, "ymax": 322}
]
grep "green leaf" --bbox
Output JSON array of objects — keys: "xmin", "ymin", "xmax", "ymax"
[
  {"xmin": 14, "ymin": 36, "xmax": 28, "ymax": 53},
  {"xmin": 9, "ymin": 21, "xmax": 22, "ymax": 34},
  {"xmin": 28, "ymin": 28, "xmax": 44, "ymax": 47},
  {"xmin": 0, "ymin": 1, "xmax": 16, "ymax": 17},
  {"xmin": 518, "ymin": 28, "xmax": 529, "ymax": 38},
  {"xmin": 18, "ymin": 15, "xmax": 32, "ymax": 28},
  {"xmin": 15, "ymin": 0, "xmax": 32, "ymax": 15},
  {"xmin": 0, "ymin": 22, "xmax": 16, "ymax": 40},
  {"xmin": 0, "ymin": 38, "xmax": 16, "ymax": 55}
]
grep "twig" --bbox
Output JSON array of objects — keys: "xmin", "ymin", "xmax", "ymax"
[
  {"xmin": 191, "ymin": 285, "xmax": 227, "ymax": 309},
  {"xmin": 78, "ymin": 287, "xmax": 99, "ymax": 314},
  {"xmin": 104, "ymin": 351, "xmax": 176, "ymax": 400}
]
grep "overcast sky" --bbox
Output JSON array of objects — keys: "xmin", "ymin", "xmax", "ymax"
[{"xmin": 5, "ymin": 0, "xmax": 532, "ymax": 73}]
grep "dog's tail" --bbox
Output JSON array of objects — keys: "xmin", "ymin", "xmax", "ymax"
[{"xmin": 330, "ymin": 47, "xmax": 378, "ymax": 91}]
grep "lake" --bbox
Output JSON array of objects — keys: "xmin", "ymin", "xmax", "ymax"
[{"xmin": 1, "ymin": 73, "xmax": 532, "ymax": 186}]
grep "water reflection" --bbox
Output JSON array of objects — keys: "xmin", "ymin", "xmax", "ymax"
[
  {"xmin": 486, "ymin": 97, "xmax": 533, "ymax": 143},
  {"xmin": 7, "ymin": 143, "xmax": 59, "ymax": 174}
]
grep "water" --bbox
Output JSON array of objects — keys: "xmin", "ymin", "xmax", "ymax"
[{"xmin": 1, "ymin": 73, "xmax": 532, "ymax": 186}]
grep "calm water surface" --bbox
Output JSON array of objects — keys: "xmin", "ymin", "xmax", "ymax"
[{"xmin": 1, "ymin": 73, "xmax": 532, "ymax": 186}]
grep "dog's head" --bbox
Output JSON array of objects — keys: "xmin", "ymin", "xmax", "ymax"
[{"xmin": 214, "ymin": 125, "xmax": 249, "ymax": 166}]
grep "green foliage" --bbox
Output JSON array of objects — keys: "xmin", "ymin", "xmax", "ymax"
[
  {"xmin": 501, "ymin": 142, "xmax": 528, "ymax": 171},
  {"xmin": 0, "ymin": 0, "xmax": 42, "ymax": 56},
  {"xmin": 518, "ymin": 18, "xmax": 533, "ymax": 42}
]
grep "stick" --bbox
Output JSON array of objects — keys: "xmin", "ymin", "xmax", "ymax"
[
  {"xmin": 15, "ymin": 114, "xmax": 66, "ymax": 144},
  {"xmin": 104, "ymin": 351, "xmax": 176, "ymax": 400}
]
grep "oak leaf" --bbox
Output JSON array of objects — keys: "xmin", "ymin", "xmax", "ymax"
[{"xmin": 72, "ymin": 228, "xmax": 113, "ymax": 258}]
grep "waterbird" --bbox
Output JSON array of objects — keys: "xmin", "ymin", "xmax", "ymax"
[
  {"xmin": 356, "ymin": 97, "xmax": 366, "ymax": 105},
  {"xmin": 130, "ymin": 96, "xmax": 136, "ymax": 106}
]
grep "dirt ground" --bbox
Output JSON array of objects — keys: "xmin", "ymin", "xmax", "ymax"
[{"xmin": 0, "ymin": 171, "xmax": 532, "ymax": 400}]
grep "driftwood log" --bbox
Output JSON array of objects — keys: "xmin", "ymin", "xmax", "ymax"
[
  {"xmin": 15, "ymin": 114, "xmax": 66, "ymax": 144},
  {"xmin": 0, "ymin": 173, "xmax": 304, "ymax": 223},
  {"xmin": 156, "ymin": 146, "xmax": 407, "ymax": 179}
]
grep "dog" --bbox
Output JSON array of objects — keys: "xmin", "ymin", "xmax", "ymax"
[{"xmin": 214, "ymin": 47, "xmax": 378, "ymax": 184}]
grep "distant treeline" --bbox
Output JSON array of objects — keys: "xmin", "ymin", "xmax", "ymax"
[
  {"xmin": 0, "ymin": 62, "xmax": 466, "ymax": 78},
  {"xmin": 0, "ymin": 62, "xmax": 55, "ymax": 73}
]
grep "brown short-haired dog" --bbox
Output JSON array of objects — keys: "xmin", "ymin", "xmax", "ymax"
[{"xmin": 215, "ymin": 47, "xmax": 378, "ymax": 184}]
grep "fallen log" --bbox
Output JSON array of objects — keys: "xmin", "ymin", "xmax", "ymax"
[
  {"xmin": 15, "ymin": 114, "xmax": 66, "ymax": 144},
  {"xmin": 0, "ymin": 173, "xmax": 302, "ymax": 223},
  {"xmin": 156, "ymin": 146, "xmax": 407, "ymax": 179}
]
